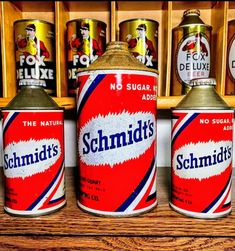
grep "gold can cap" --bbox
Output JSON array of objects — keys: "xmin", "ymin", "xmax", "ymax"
[
  {"xmin": 189, "ymin": 78, "xmax": 216, "ymax": 87},
  {"xmin": 183, "ymin": 9, "xmax": 200, "ymax": 17},
  {"xmin": 19, "ymin": 79, "xmax": 46, "ymax": 87}
]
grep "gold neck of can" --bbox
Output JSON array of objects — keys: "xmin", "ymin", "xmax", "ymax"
[
  {"xmin": 179, "ymin": 9, "xmax": 205, "ymax": 26},
  {"xmin": 105, "ymin": 41, "xmax": 129, "ymax": 53}
]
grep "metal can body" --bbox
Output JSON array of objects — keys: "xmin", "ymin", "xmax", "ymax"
[
  {"xmin": 171, "ymin": 10, "xmax": 212, "ymax": 95},
  {"xmin": 119, "ymin": 19, "xmax": 158, "ymax": 69},
  {"xmin": 67, "ymin": 19, "xmax": 107, "ymax": 96},
  {"xmin": 226, "ymin": 20, "xmax": 235, "ymax": 95},
  {"xmin": 170, "ymin": 78, "xmax": 233, "ymax": 219},
  {"xmin": 14, "ymin": 20, "xmax": 56, "ymax": 95},
  {"xmin": 2, "ymin": 109, "xmax": 66, "ymax": 216},
  {"xmin": 76, "ymin": 42, "xmax": 158, "ymax": 216}
]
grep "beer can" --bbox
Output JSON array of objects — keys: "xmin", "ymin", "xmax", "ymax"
[
  {"xmin": 2, "ymin": 79, "xmax": 66, "ymax": 216},
  {"xmin": 66, "ymin": 18, "xmax": 107, "ymax": 96},
  {"xmin": 171, "ymin": 9, "xmax": 212, "ymax": 95},
  {"xmin": 76, "ymin": 42, "xmax": 158, "ymax": 216},
  {"xmin": 170, "ymin": 78, "xmax": 233, "ymax": 219},
  {"xmin": 226, "ymin": 20, "xmax": 235, "ymax": 95},
  {"xmin": 14, "ymin": 19, "xmax": 56, "ymax": 95},
  {"xmin": 119, "ymin": 19, "xmax": 158, "ymax": 70}
]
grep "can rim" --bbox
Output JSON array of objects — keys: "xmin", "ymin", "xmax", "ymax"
[
  {"xmin": 119, "ymin": 18, "xmax": 159, "ymax": 27},
  {"xmin": 14, "ymin": 19, "xmax": 54, "ymax": 26},
  {"xmin": 66, "ymin": 18, "xmax": 107, "ymax": 27},
  {"xmin": 76, "ymin": 68, "xmax": 159, "ymax": 78}
]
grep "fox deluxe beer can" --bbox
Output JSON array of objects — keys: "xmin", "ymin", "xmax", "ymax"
[
  {"xmin": 226, "ymin": 20, "xmax": 235, "ymax": 95},
  {"xmin": 14, "ymin": 19, "xmax": 56, "ymax": 95},
  {"xmin": 2, "ymin": 79, "xmax": 66, "ymax": 216},
  {"xmin": 67, "ymin": 18, "xmax": 107, "ymax": 96},
  {"xmin": 76, "ymin": 42, "xmax": 158, "ymax": 216},
  {"xmin": 119, "ymin": 19, "xmax": 158, "ymax": 70},
  {"xmin": 170, "ymin": 78, "xmax": 233, "ymax": 219},
  {"xmin": 171, "ymin": 10, "xmax": 212, "ymax": 95}
]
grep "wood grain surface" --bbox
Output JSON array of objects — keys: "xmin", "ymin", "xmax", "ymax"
[{"xmin": 0, "ymin": 167, "xmax": 235, "ymax": 250}]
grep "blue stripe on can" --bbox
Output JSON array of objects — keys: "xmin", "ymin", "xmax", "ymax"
[
  {"xmin": 202, "ymin": 171, "xmax": 232, "ymax": 213},
  {"xmin": 77, "ymin": 74, "xmax": 106, "ymax": 118},
  {"xmin": 27, "ymin": 160, "xmax": 65, "ymax": 211},
  {"xmin": 116, "ymin": 157, "xmax": 155, "ymax": 212},
  {"xmin": 3, "ymin": 112, "xmax": 20, "ymax": 134},
  {"xmin": 172, "ymin": 113, "xmax": 200, "ymax": 145}
]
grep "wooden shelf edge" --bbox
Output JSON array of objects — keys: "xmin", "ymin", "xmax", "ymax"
[{"xmin": 0, "ymin": 96, "xmax": 235, "ymax": 111}]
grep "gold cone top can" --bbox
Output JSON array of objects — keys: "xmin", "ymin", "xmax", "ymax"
[
  {"xmin": 14, "ymin": 19, "xmax": 56, "ymax": 95},
  {"xmin": 170, "ymin": 78, "xmax": 233, "ymax": 219},
  {"xmin": 76, "ymin": 42, "xmax": 158, "ymax": 217},
  {"xmin": 171, "ymin": 9, "xmax": 212, "ymax": 96},
  {"xmin": 119, "ymin": 18, "xmax": 158, "ymax": 70},
  {"xmin": 66, "ymin": 18, "xmax": 107, "ymax": 96},
  {"xmin": 226, "ymin": 19, "xmax": 235, "ymax": 95}
]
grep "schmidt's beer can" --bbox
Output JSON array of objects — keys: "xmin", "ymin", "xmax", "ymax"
[
  {"xmin": 14, "ymin": 19, "xmax": 56, "ymax": 95},
  {"xmin": 226, "ymin": 20, "xmax": 235, "ymax": 95},
  {"xmin": 171, "ymin": 10, "xmax": 212, "ymax": 95},
  {"xmin": 2, "ymin": 79, "xmax": 66, "ymax": 216},
  {"xmin": 67, "ymin": 18, "xmax": 107, "ymax": 96},
  {"xmin": 170, "ymin": 78, "xmax": 233, "ymax": 219},
  {"xmin": 119, "ymin": 19, "xmax": 158, "ymax": 69},
  {"xmin": 76, "ymin": 42, "xmax": 158, "ymax": 216}
]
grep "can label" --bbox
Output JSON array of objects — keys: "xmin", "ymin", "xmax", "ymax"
[
  {"xmin": 2, "ymin": 110, "xmax": 65, "ymax": 216},
  {"xmin": 171, "ymin": 110, "xmax": 233, "ymax": 217},
  {"xmin": 77, "ymin": 69, "xmax": 158, "ymax": 216},
  {"xmin": 14, "ymin": 20, "xmax": 55, "ymax": 94},
  {"xmin": 119, "ymin": 20, "xmax": 158, "ymax": 69},
  {"xmin": 67, "ymin": 20, "xmax": 106, "ymax": 95},
  {"xmin": 176, "ymin": 32, "xmax": 210, "ymax": 85}
]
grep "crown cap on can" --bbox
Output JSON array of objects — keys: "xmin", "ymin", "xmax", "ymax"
[
  {"xmin": 183, "ymin": 9, "xmax": 200, "ymax": 17},
  {"xmin": 189, "ymin": 78, "xmax": 216, "ymax": 87},
  {"xmin": 19, "ymin": 79, "xmax": 46, "ymax": 87}
]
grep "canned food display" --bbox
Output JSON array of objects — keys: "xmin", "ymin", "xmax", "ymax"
[
  {"xmin": 67, "ymin": 18, "xmax": 107, "ymax": 96},
  {"xmin": 170, "ymin": 78, "xmax": 233, "ymax": 219},
  {"xmin": 171, "ymin": 9, "xmax": 212, "ymax": 95},
  {"xmin": 14, "ymin": 19, "xmax": 56, "ymax": 95},
  {"xmin": 76, "ymin": 42, "xmax": 158, "ymax": 217},
  {"xmin": 119, "ymin": 18, "xmax": 158, "ymax": 70}
]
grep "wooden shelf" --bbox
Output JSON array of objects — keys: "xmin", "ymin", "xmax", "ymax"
[
  {"xmin": 0, "ymin": 167, "xmax": 235, "ymax": 250},
  {"xmin": 1, "ymin": 96, "xmax": 235, "ymax": 110}
]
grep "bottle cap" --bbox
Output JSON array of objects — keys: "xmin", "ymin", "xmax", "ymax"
[
  {"xmin": 183, "ymin": 9, "xmax": 200, "ymax": 17},
  {"xmin": 189, "ymin": 78, "xmax": 216, "ymax": 87},
  {"xmin": 19, "ymin": 79, "xmax": 46, "ymax": 87}
]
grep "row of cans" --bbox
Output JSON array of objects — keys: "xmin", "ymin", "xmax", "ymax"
[
  {"xmin": 3, "ymin": 41, "xmax": 233, "ymax": 220},
  {"xmin": 13, "ymin": 12, "xmax": 235, "ymax": 97}
]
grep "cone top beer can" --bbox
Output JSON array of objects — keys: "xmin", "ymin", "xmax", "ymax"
[
  {"xmin": 76, "ymin": 41, "xmax": 158, "ymax": 216},
  {"xmin": 226, "ymin": 20, "xmax": 235, "ymax": 95},
  {"xmin": 14, "ymin": 19, "xmax": 56, "ymax": 95},
  {"xmin": 171, "ymin": 10, "xmax": 212, "ymax": 95},
  {"xmin": 119, "ymin": 18, "xmax": 158, "ymax": 70},
  {"xmin": 66, "ymin": 18, "xmax": 107, "ymax": 96},
  {"xmin": 1, "ymin": 79, "xmax": 66, "ymax": 216},
  {"xmin": 170, "ymin": 78, "xmax": 234, "ymax": 219}
]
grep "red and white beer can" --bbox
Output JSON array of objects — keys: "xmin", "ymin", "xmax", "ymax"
[
  {"xmin": 2, "ymin": 110, "xmax": 66, "ymax": 216},
  {"xmin": 170, "ymin": 78, "xmax": 234, "ymax": 218},
  {"xmin": 2, "ymin": 79, "xmax": 66, "ymax": 216},
  {"xmin": 76, "ymin": 42, "xmax": 158, "ymax": 216}
]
